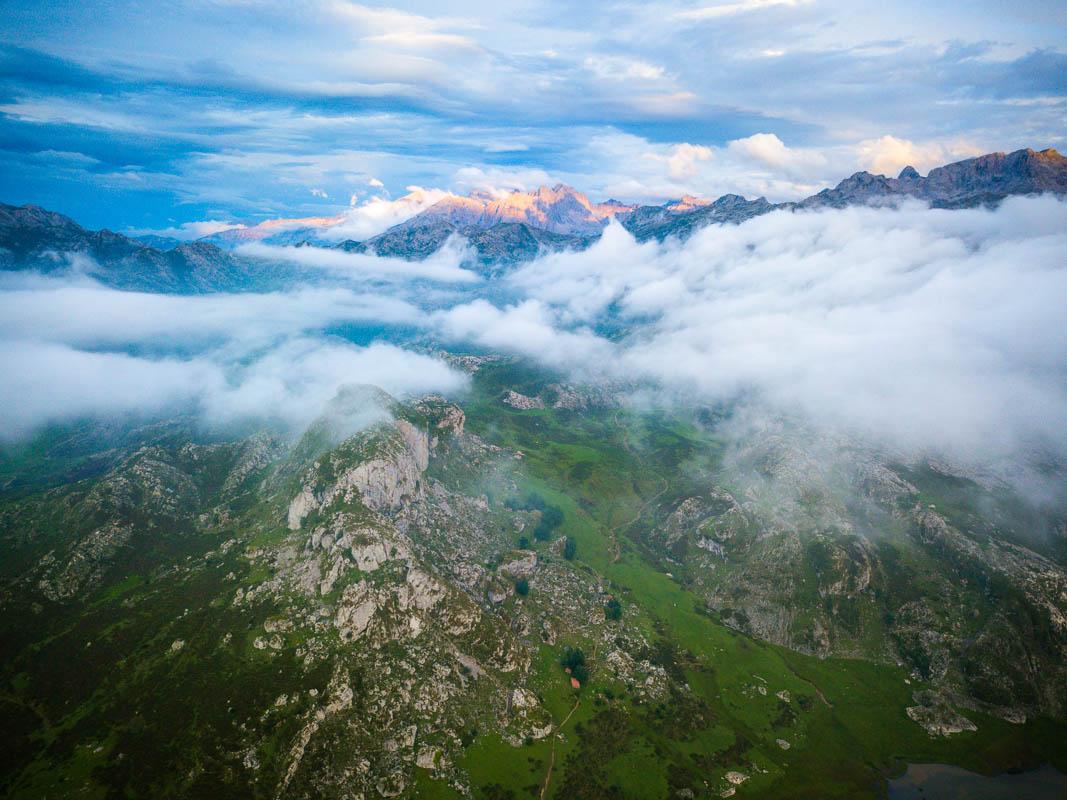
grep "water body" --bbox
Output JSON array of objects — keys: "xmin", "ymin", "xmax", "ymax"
[{"xmin": 889, "ymin": 763, "xmax": 1067, "ymax": 799}]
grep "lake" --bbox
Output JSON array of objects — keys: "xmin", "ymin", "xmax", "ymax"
[{"xmin": 889, "ymin": 763, "xmax": 1067, "ymax": 799}]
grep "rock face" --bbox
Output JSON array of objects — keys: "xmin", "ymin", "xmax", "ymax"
[
  {"xmin": 906, "ymin": 691, "xmax": 978, "ymax": 737},
  {"xmin": 500, "ymin": 390, "xmax": 545, "ymax": 410},
  {"xmin": 498, "ymin": 551, "xmax": 537, "ymax": 580},
  {"xmin": 798, "ymin": 147, "xmax": 1067, "ymax": 209},
  {"xmin": 288, "ymin": 417, "xmax": 431, "ymax": 530},
  {"xmin": 620, "ymin": 193, "xmax": 776, "ymax": 241}
]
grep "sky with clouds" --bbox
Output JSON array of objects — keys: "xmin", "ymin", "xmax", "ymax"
[{"xmin": 1, "ymin": 0, "xmax": 1065, "ymax": 232}]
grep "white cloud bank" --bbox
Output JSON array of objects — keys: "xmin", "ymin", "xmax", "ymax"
[
  {"xmin": 5, "ymin": 195, "xmax": 1066, "ymax": 480},
  {"xmin": 437, "ymin": 195, "xmax": 1067, "ymax": 469},
  {"xmin": 238, "ymin": 237, "xmax": 479, "ymax": 283},
  {"xmin": 0, "ymin": 277, "xmax": 466, "ymax": 439},
  {"xmin": 0, "ymin": 338, "xmax": 466, "ymax": 438},
  {"xmin": 322, "ymin": 187, "xmax": 453, "ymax": 241},
  {"xmin": 127, "ymin": 220, "xmax": 247, "ymax": 241}
]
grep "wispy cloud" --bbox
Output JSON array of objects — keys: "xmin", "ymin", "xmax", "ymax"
[
  {"xmin": 127, "ymin": 220, "xmax": 246, "ymax": 241},
  {"xmin": 237, "ymin": 237, "xmax": 479, "ymax": 283},
  {"xmin": 0, "ymin": 2, "xmax": 1064, "ymax": 229},
  {"xmin": 674, "ymin": 0, "xmax": 811, "ymax": 21}
]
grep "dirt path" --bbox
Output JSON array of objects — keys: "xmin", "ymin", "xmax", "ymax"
[
  {"xmin": 783, "ymin": 663, "xmax": 834, "ymax": 708},
  {"xmin": 538, "ymin": 698, "xmax": 581, "ymax": 800}
]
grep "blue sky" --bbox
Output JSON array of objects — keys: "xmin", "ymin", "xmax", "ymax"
[{"xmin": 1, "ymin": 0, "xmax": 1065, "ymax": 233}]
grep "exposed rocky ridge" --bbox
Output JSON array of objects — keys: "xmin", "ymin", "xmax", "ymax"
[
  {"xmin": 223, "ymin": 392, "xmax": 685, "ymax": 796},
  {"xmin": 3, "ymin": 433, "xmax": 282, "ymax": 602},
  {"xmin": 799, "ymin": 147, "xmax": 1067, "ymax": 210},
  {"xmin": 629, "ymin": 147, "xmax": 1067, "ymax": 242},
  {"xmin": 335, "ymin": 220, "xmax": 592, "ymax": 270},
  {"xmin": 619, "ymin": 193, "xmax": 776, "ymax": 241}
]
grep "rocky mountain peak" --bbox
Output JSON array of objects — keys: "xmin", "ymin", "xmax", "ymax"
[
  {"xmin": 396, "ymin": 183, "xmax": 633, "ymax": 235},
  {"xmin": 665, "ymin": 194, "xmax": 712, "ymax": 212}
]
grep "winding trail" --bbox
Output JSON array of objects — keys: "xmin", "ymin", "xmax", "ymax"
[{"xmin": 538, "ymin": 698, "xmax": 581, "ymax": 800}]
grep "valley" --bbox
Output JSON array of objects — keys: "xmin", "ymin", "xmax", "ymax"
[{"xmin": 2, "ymin": 358, "xmax": 1064, "ymax": 799}]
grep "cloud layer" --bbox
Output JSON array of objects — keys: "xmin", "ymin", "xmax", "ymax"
[
  {"xmin": 437, "ymin": 195, "xmax": 1067, "ymax": 469},
  {"xmin": 0, "ymin": 275, "xmax": 466, "ymax": 439},
  {"xmin": 3, "ymin": 195, "xmax": 1066, "ymax": 484}
]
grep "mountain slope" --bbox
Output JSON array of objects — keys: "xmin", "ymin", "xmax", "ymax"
[
  {"xmin": 2, "ymin": 367, "xmax": 1065, "ymax": 798},
  {"xmin": 338, "ymin": 220, "xmax": 593, "ymax": 271},
  {"xmin": 631, "ymin": 147, "xmax": 1067, "ymax": 241},
  {"xmin": 797, "ymin": 148, "xmax": 1067, "ymax": 210},
  {"xmin": 332, "ymin": 147, "xmax": 1067, "ymax": 256},
  {"xmin": 0, "ymin": 203, "xmax": 260, "ymax": 293}
]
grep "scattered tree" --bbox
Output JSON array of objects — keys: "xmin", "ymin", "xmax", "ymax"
[
  {"xmin": 563, "ymin": 537, "xmax": 577, "ymax": 560},
  {"xmin": 515, "ymin": 578, "xmax": 530, "ymax": 596},
  {"xmin": 605, "ymin": 597, "xmax": 622, "ymax": 621},
  {"xmin": 561, "ymin": 646, "xmax": 589, "ymax": 684},
  {"xmin": 534, "ymin": 505, "xmax": 564, "ymax": 541}
]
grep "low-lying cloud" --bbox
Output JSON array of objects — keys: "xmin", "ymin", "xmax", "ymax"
[
  {"xmin": 4, "ymin": 195, "xmax": 1066, "ymax": 481},
  {"xmin": 324, "ymin": 187, "xmax": 454, "ymax": 241},
  {"xmin": 438, "ymin": 195, "xmax": 1067, "ymax": 471},
  {"xmin": 238, "ymin": 238, "xmax": 478, "ymax": 283},
  {"xmin": 0, "ymin": 281, "xmax": 422, "ymax": 349},
  {"xmin": 0, "ymin": 274, "xmax": 466, "ymax": 439}
]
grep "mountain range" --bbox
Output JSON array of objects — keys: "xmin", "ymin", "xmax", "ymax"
[
  {"xmin": 1, "ymin": 147, "xmax": 1065, "ymax": 291},
  {"xmin": 319, "ymin": 146, "xmax": 1067, "ymax": 260},
  {"xmin": 3, "ymin": 147, "xmax": 1067, "ymax": 798},
  {"xmin": 0, "ymin": 203, "xmax": 259, "ymax": 293}
]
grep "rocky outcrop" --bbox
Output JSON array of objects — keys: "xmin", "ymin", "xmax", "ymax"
[
  {"xmin": 498, "ymin": 550, "xmax": 537, "ymax": 580},
  {"xmin": 288, "ymin": 417, "xmax": 431, "ymax": 529},
  {"xmin": 621, "ymin": 193, "xmax": 775, "ymax": 242},
  {"xmin": 906, "ymin": 691, "xmax": 978, "ymax": 737},
  {"xmin": 500, "ymin": 390, "xmax": 544, "ymax": 410},
  {"xmin": 36, "ymin": 522, "xmax": 134, "ymax": 601}
]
